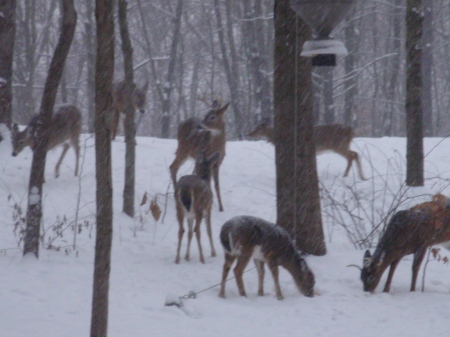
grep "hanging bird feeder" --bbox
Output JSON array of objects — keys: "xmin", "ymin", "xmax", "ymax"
[{"xmin": 289, "ymin": 0, "xmax": 356, "ymax": 66}]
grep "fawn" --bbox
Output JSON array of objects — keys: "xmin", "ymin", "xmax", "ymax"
[
  {"xmin": 248, "ymin": 118, "xmax": 366, "ymax": 180},
  {"xmin": 219, "ymin": 215, "xmax": 315, "ymax": 299},
  {"xmin": 170, "ymin": 100, "xmax": 229, "ymax": 212},
  {"xmin": 353, "ymin": 194, "xmax": 450, "ymax": 293},
  {"xmin": 175, "ymin": 149, "xmax": 220, "ymax": 264},
  {"xmin": 111, "ymin": 80, "xmax": 148, "ymax": 140},
  {"xmin": 11, "ymin": 104, "xmax": 81, "ymax": 179}
]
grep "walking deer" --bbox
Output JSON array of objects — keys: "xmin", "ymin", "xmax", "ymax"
[
  {"xmin": 11, "ymin": 104, "xmax": 81, "ymax": 179},
  {"xmin": 219, "ymin": 216, "xmax": 315, "ymax": 299},
  {"xmin": 352, "ymin": 194, "xmax": 450, "ymax": 293},
  {"xmin": 248, "ymin": 118, "xmax": 366, "ymax": 180},
  {"xmin": 170, "ymin": 100, "xmax": 229, "ymax": 212},
  {"xmin": 111, "ymin": 80, "xmax": 148, "ymax": 140},
  {"xmin": 175, "ymin": 149, "xmax": 220, "ymax": 264}
]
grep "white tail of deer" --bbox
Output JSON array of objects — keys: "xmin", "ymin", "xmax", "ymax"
[
  {"xmin": 175, "ymin": 149, "xmax": 220, "ymax": 264},
  {"xmin": 248, "ymin": 119, "xmax": 366, "ymax": 180},
  {"xmin": 11, "ymin": 104, "xmax": 81, "ymax": 179},
  {"xmin": 354, "ymin": 194, "xmax": 450, "ymax": 293},
  {"xmin": 218, "ymin": 215, "xmax": 315, "ymax": 299},
  {"xmin": 170, "ymin": 101, "xmax": 229, "ymax": 212},
  {"xmin": 111, "ymin": 80, "xmax": 148, "ymax": 140}
]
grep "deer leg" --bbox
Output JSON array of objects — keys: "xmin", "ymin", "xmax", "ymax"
[
  {"xmin": 184, "ymin": 218, "xmax": 194, "ymax": 262},
  {"xmin": 193, "ymin": 212, "xmax": 205, "ymax": 264},
  {"xmin": 212, "ymin": 164, "xmax": 224, "ymax": 212},
  {"xmin": 411, "ymin": 247, "xmax": 427, "ymax": 291},
  {"xmin": 205, "ymin": 209, "xmax": 216, "ymax": 257},
  {"xmin": 175, "ymin": 203, "xmax": 184, "ymax": 264},
  {"xmin": 219, "ymin": 253, "xmax": 236, "ymax": 298},
  {"xmin": 55, "ymin": 143, "xmax": 70, "ymax": 179},
  {"xmin": 343, "ymin": 151, "xmax": 354, "ymax": 178},
  {"xmin": 352, "ymin": 151, "xmax": 366, "ymax": 180},
  {"xmin": 254, "ymin": 259, "xmax": 265, "ymax": 296},
  {"xmin": 383, "ymin": 259, "xmax": 400, "ymax": 292},
  {"xmin": 234, "ymin": 253, "xmax": 252, "ymax": 297},
  {"xmin": 267, "ymin": 260, "xmax": 283, "ymax": 300},
  {"xmin": 71, "ymin": 137, "xmax": 80, "ymax": 177}
]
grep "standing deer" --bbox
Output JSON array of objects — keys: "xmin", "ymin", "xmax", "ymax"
[
  {"xmin": 170, "ymin": 100, "xmax": 229, "ymax": 212},
  {"xmin": 111, "ymin": 80, "xmax": 148, "ymax": 140},
  {"xmin": 248, "ymin": 118, "xmax": 366, "ymax": 180},
  {"xmin": 219, "ymin": 215, "xmax": 315, "ymax": 299},
  {"xmin": 175, "ymin": 149, "xmax": 220, "ymax": 264},
  {"xmin": 353, "ymin": 194, "xmax": 450, "ymax": 293},
  {"xmin": 11, "ymin": 104, "xmax": 81, "ymax": 179}
]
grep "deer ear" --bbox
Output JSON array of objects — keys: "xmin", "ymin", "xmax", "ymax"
[
  {"xmin": 363, "ymin": 250, "xmax": 372, "ymax": 267},
  {"xmin": 218, "ymin": 102, "xmax": 230, "ymax": 115}
]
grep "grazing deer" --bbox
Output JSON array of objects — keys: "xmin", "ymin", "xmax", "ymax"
[
  {"xmin": 170, "ymin": 100, "xmax": 229, "ymax": 212},
  {"xmin": 248, "ymin": 118, "xmax": 366, "ymax": 180},
  {"xmin": 111, "ymin": 80, "xmax": 148, "ymax": 140},
  {"xmin": 11, "ymin": 104, "xmax": 81, "ymax": 179},
  {"xmin": 353, "ymin": 194, "xmax": 450, "ymax": 293},
  {"xmin": 175, "ymin": 149, "xmax": 220, "ymax": 264},
  {"xmin": 218, "ymin": 215, "xmax": 315, "ymax": 299}
]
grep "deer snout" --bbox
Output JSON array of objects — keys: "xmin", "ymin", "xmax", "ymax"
[
  {"xmin": 12, "ymin": 152, "xmax": 17, "ymax": 157},
  {"xmin": 139, "ymin": 108, "xmax": 146, "ymax": 114}
]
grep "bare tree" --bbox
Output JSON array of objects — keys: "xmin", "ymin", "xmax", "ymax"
[
  {"xmin": 406, "ymin": 0, "xmax": 424, "ymax": 186},
  {"xmin": 274, "ymin": 0, "xmax": 326, "ymax": 256},
  {"xmin": 22, "ymin": 0, "xmax": 77, "ymax": 258},
  {"xmin": 0, "ymin": 0, "xmax": 16, "ymax": 142},
  {"xmin": 118, "ymin": 0, "xmax": 136, "ymax": 217},
  {"xmin": 90, "ymin": 0, "xmax": 114, "ymax": 335}
]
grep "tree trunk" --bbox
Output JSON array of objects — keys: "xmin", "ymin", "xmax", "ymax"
[
  {"xmin": 0, "ymin": 0, "xmax": 16, "ymax": 142},
  {"xmin": 90, "ymin": 0, "xmax": 114, "ymax": 335},
  {"xmin": 406, "ymin": 0, "xmax": 424, "ymax": 186},
  {"xmin": 118, "ymin": 0, "xmax": 135, "ymax": 217},
  {"xmin": 22, "ymin": 0, "xmax": 77, "ymax": 258},
  {"xmin": 422, "ymin": 0, "xmax": 433, "ymax": 136},
  {"xmin": 85, "ymin": 0, "xmax": 96, "ymax": 133},
  {"xmin": 161, "ymin": 0, "xmax": 183, "ymax": 138},
  {"xmin": 344, "ymin": 12, "xmax": 357, "ymax": 128},
  {"xmin": 274, "ymin": 0, "xmax": 326, "ymax": 256}
]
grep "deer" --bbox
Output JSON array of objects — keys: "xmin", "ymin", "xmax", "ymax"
[
  {"xmin": 111, "ymin": 80, "xmax": 148, "ymax": 140},
  {"xmin": 218, "ymin": 215, "xmax": 315, "ymax": 300},
  {"xmin": 170, "ymin": 99, "xmax": 229, "ymax": 212},
  {"xmin": 11, "ymin": 104, "xmax": 81, "ymax": 179},
  {"xmin": 350, "ymin": 194, "xmax": 450, "ymax": 293},
  {"xmin": 175, "ymin": 147, "xmax": 220, "ymax": 264},
  {"xmin": 247, "ymin": 118, "xmax": 366, "ymax": 180}
]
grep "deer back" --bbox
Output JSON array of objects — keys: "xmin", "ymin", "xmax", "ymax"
[
  {"xmin": 313, "ymin": 124, "xmax": 353, "ymax": 153},
  {"xmin": 12, "ymin": 105, "xmax": 81, "ymax": 155}
]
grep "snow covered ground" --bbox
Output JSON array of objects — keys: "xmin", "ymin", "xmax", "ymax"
[{"xmin": 1, "ymin": 132, "xmax": 450, "ymax": 337}]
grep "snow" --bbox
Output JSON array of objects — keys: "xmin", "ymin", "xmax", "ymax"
[{"xmin": 1, "ymin": 134, "xmax": 450, "ymax": 337}]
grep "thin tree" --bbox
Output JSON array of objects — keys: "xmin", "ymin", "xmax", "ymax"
[
  {"xmin": 22, "ymin": 0, "xmax": 77, "ymax": 258},
  {"xmin": 274, "ymin": 0, "xmax": 326, "ymax": 256},
  {"xmin": 0, "ymin": 0, "xmax": 16, "ymax": 142},
  {"xmin": 118, "ymin": 0, "xmax": 135, "ymax": 217},
  {"xmin": 406, "ymin": 0, "xmax": 424, "ymax": 186},
  {"xmin": 90, "ymin": 0, "xmax": 114, "ymax": 335}
]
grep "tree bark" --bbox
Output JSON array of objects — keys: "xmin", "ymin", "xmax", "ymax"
[
  {"xmin": 161, "ymin": 0, "xmax": 183, "ymax": 138},
  {"xmin": 422, "ymin": 0, "xmax": 433, "ymax": 136},
  {"xmin": 90, "ymin": 0, "xmax": 114, "ymax": 335},
  {"xmin": 0, "ymin": 0, "xmax": 16, "ymax": 142},
  {"xmin": 22, "ymin": 0, "xmax": 77, "ymax": 258},
  {"xmin": 118, "ymin": 0, "xmax": 135, "ymax": 217},
  {"xmin": 406, "ymin": 0, "xmax": 424, "ymax": 186},
  {"xmin": 274, "ymin": 0, "xmax": 326, "ymax": 256}
]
